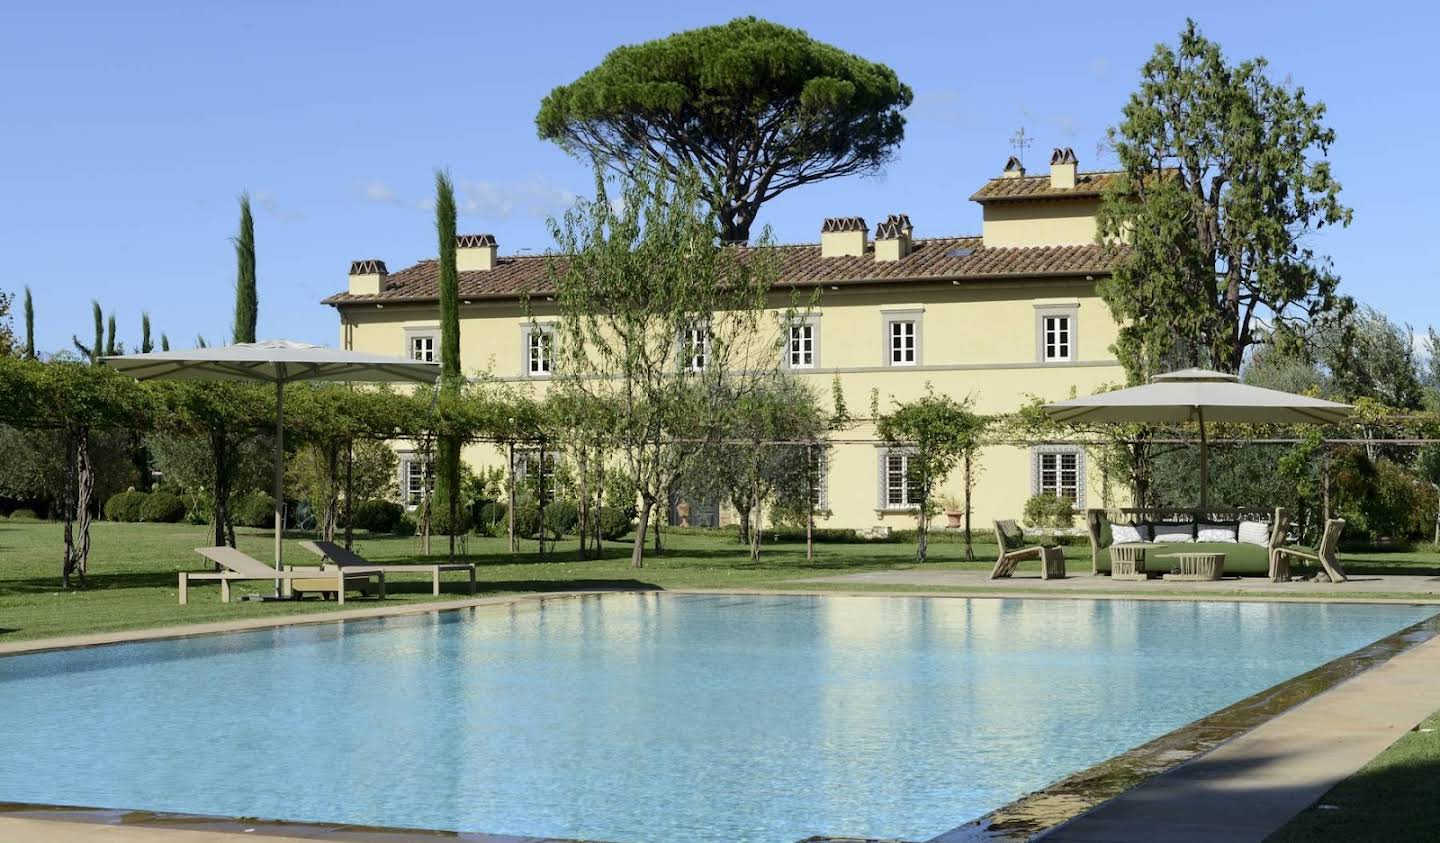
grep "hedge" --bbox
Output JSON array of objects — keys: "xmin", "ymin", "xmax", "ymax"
[
  {"xmin": 232, "ymin": 491, "xmax": 275, "ymax": 528},
  {"xmin": 104, "ymin": 490, "xmax": 148, "ymax": 522},
  {"xmin": 350, "ymin": 498, "xmax": 403, "ymax": 533},
  {"xmin": 139, "ymin": 491, "xmax": 187, "ymax": 523}
]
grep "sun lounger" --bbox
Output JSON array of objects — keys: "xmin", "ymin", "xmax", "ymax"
[
  {"xmin": 300, "ymin": 540, "xmax": 477, "ymax": 596},
  {"xmin": 183, "ymin": 546, "xmax": 385, "ymax": 605}
]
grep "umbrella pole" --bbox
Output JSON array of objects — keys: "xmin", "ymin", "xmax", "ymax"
[
  {"xmin": 274, "ymin": 379, "xmax": 284, "ymax": 597},
  {"xmin": 1197, "ymin": 406, "xmax": 1208, "ymax": 512}
]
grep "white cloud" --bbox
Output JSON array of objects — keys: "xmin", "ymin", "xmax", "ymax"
[{"xmin": 359, "ymin": 175, "xmax": 575, "ymax": 219}]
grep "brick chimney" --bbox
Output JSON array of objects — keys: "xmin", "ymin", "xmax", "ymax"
[
  {"xmin": 347, "ymin": 259, "xmax": 387, "ymax": 295},
  {"xmin": 1049, "ymin": 147, "xmax": 1078, "ymax": 189},
  {"xmin": 1001, "ymin": 155, "xmax": 1026, "ymax": 179},
  {"xmin": 874, "ymin": 214, "xmax": 913, "ymax": 262},
  {"xmin": 456, "ymin": 233, "xmax": 498, "ymax": 271},
  {"xmin": 820, "ymin": 217, "xmax": 867, "ymax": 258}
]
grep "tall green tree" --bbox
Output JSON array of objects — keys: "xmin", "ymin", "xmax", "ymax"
[
  {"xmin": 549, "ymin": 168, "xmax": 783, "ymax": 567},
  {"xmin": 141, "ymin": 312, "xmax": 154, "ymax": 353},
  {"xmin": 72, "ymin": 300, "xmax": 103, "ymax": 363},
  {"xmin": 104, "ymin": 311, "xmax": 118, "ymax": 356},
  {"xmin": 23, "ymin": 286, "xmax": 35, "ymax": 359},
  {"xmin": 1097, "ymin": 20, "xmax": 1352, "ymax": 379},
  {"xmin": 876, "ymin": 388, "xmax": 986, "ymax": 563},
  {"xmin": 232, "ymin": 192, "xmax": 258, "ymax": 344},
  {"xmin": 537, "ymin": 17, "xmax": 912, "ymax": 243},
  {"xmin": 433, "ymin": 171, "xmax": 462, "ymax": 557}
]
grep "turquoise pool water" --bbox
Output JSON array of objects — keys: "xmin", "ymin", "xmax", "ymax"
[{"xmin": 1, "ymin": 594, "xmax": 1433, "ymax": 842}]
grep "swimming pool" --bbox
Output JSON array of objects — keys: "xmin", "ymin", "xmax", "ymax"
[{"xmin": 2, "ymin": 594, "xmax": 1433, "ymax": 842}]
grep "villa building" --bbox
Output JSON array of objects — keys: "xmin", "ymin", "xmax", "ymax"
[{"xmin": 324, "ymin": 149, "xmax": 1128, "ymax": 531}]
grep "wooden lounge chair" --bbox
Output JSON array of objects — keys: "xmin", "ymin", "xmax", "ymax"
[
  {"xmin": 183, "ymin": 546, "xmax": 385, "ymax": 605},
  {"xmin": 300, "ymin": 540, "xmax": 477, "ymax": 596},
  {"xmin": 990, "ymin": 519, "xmax": 1065, "ymax": 579},
  {"xmin": 1272, "ymin": 518, "xmax": 1347, "ymax": 583}
]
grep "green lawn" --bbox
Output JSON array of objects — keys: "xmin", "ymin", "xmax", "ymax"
[
  {"xmin": 0, "ymin": 518, "xmax": 1004, "ymax": 641},
  {"xmin": 3, "ymin": 519, "xmax": 1440, "ymax": 643},
  {"xmin": 1267, "ymin": 709, "xmax": 1440, "ymax": 841}
]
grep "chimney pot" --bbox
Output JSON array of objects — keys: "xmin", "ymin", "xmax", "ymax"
[
  {"xmin": 1001, "ymin": 155, "xmax": 1026, "ymax": 179},
  {"xmin": 820, "ymin": 217, "xmax": 867, "ymax": 258},
  {"xmin": 457, "ymin": 233, "xmax": 498, "ymax": 271},
  {"xmin": 1049, "ymin": 147, "xmax": 1078, "ymax": 189},
  {"xmin": 347, "ymin": 259, "xmax": 388, "ymax": 295},
  {"xmin": 874, "ymin": 214, "xmax": 913, "ymax": 262}
]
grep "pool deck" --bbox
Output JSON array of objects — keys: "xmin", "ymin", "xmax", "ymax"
[{"xmin": 798, "ymin": 568, "xmax": 1440, "ymax": 601}]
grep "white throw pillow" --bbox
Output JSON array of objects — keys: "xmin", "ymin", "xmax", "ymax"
[
  {"xmin": 1111, "ymin": 524, "xmax": 1144, "ymax": 545},
  {"xmin": 1197, "ymin": 522, "xmax": 1238, "ymax": 543},
  {"xmin": 1238, "ymin": 521, "xmax": 1271, "ymax": 547},
  {"xmin": 1152, "ymin": 525, "xmax": 1194, "ymax": 544}
]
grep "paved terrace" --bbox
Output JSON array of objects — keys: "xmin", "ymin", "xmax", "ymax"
[{"xmin": 798, "ymin": 569, "xmax": 1440, "ymax": 600}]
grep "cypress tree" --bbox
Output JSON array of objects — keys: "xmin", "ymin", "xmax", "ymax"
[
  {"xmin": 141, "ymin": 312, "xmax": 153, "ymax": 353},
  {"xmin": 22, "ymin": 286, "xmax": 34, "ymax": 359},
  {"xmin": 105, "ymin": 311, "xmax": 117, "ymax": 355},
  {"xmin": 72, "ymin": 300, "xmax": 102, "ymax": 363},
  {"xmin": 433, "ymin": 170, "xmax": 461, "ymax": 557},
  {"xmin": 232, "ymin": 192, "xmax": 258, "ymax": 343},
  {"xmin": 161, "ymin": 333, "xmax": 170, "ymax": 352}
]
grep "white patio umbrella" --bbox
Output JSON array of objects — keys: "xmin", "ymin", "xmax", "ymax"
[
  {"xmin": 1044, "ymin": 368, "xmax": 1352, "ymax": 509},
  {"xmin": 104, "ymin": 340, "xmax": 439, "ymax": 592}
]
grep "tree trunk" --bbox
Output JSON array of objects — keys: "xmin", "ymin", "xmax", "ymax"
[
  {"xmin": 916, "ymin": 492, "xmax": 929, "ymax": 563},
  {"xmin": 962, "ymin": 452, "xmax": 975, "ymax": 562},
  {"xmin": 506, "ymin": 442, "xmax": 517, "ymax": 553},
  {"xmin": 577, "ymin": 447, "xmax": 590, "ymax": 560},
  {"xmin": 211, "ymin": 430, "xmax": 233, "ymax": 550},
  {"xmin": 632, "ymin": 497, "xmax": 654, "ymax": 569},
  {"xmin": 65, "ymin": 427, "xmax": 93, "ymax": 588},
  {"xmin": 61, "ymin": 431, "xmax": 77, "ymax": 587},
  {"xmin": 343, "ymin": 438, "xmax": 355, "ymax": 550},
  {"xmin": 322, "ymin": 440, "xmax": 339, "ymax": 543},
  {"xmin": 749, "ymin": 472, "xmax": 762, "ymax": 562},
  {"xmin": 537, "ymin": 442, "xmax": 548, "ymax": 561},
  {"xmin": 652, "ymin": 506, "xmax": 662, "ymax": 553},
  {"xmin": 419, "ymin": 448, "xmax": 432, "ymax": 556},
  {"xmin": 735, "ymin": 501, "xmax": 752, "ymax": 546},
  {"xmin": 805, "ymin": 445, "xmax": 814, "ymax": 562}
]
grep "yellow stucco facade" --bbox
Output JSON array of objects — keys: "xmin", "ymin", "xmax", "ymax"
[{"xmin": 329, "ymin": 158, "xmax": 1128, "ymax": 533}]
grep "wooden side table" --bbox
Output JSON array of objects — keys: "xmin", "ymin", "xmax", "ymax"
[
  {"xmin": 1110, "ymin": 545, "xmax": 1150, "ymax": 581},
  {"xmin": 1159, "ymin": 552, "xmax": 1226, "ymax": 581}
]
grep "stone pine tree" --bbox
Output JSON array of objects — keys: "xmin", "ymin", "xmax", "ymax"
[
  {"xmin": 232, "ymin": 192, "xmax": 258, "ymax": 344},
  {"xmin": 433, "ymin": 171, "xmax": 462, "ymax": 560},
  {"xmin": 537, "ymin": 17, "xmax": 912, "ymax": 243},
  {"xmin": 1097, "ymin": 19, "xmax": 1352, "ymax": 379}
]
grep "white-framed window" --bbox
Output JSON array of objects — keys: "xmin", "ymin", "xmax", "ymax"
[
  {"xmin": 879, "ymin": 449, "xmax": 922, "ymax": 509},
  {"xmin": 406, "ymin": 331, "xmax": 438, "ymax": 363},
  {"xmin": 889, "ymin": 320, "xmax": 917, "ymax": 366},
  {"xmin": 398, "ymin": 453, "xmax": 433, "ymax": 508},
  {"xmin": 525, "ymin": 326, "xmax": 554, "ymax": 377},
  {"xmin": 788, "ymin": 322, "xmax": 816, "ymax": 369},
  {"xmin": 1032, "ymin": 445, "xmax": 1084, "ymax": 505},
  {"xmin": 809, "ymin": 450, "xmax": 829, "ymax": 510},
  {"xmin": 513, "ymin": 448, "xmax": 557, "ymax": 501},
  {"xmin": 1035, "ymin": 305, "xmax": 1078, "ymax": 363},
  {"xmin": 682, "ymin": 323, "xmax": 710, "ymax": 372}
]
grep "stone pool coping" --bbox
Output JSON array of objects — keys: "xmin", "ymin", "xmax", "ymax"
[{"xmin": 4, "ymin": 587, "xmax": 1439, "ymax": 842}]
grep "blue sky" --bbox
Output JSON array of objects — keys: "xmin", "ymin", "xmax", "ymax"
[{"xmin": 4, "ymin": 1, "xmax": 1437, "ymax": 355}]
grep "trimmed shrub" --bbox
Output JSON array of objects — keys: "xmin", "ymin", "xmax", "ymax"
[
  {"xmin": 350, "ymin": 499, "xmax": 403, "ymax": 534},
  {"xmin": 432, "ymin": 504, "xmax": 473, "ymax": 536},
  {"xmin": 232, "ymin": 491, "xmax": 276, "ymax": 528},
  {"xmin": 596, "ymin": 506, "xmax": 633, "ymax": 541},
  {"xmin": 543, "ymin": 501, "xmax": 580, "ymax": 536},
  {"xmin": 394, "ymin": 514, "xmax": 417, "ymax": 537},
  {"xmin": 140, "ymin": 491, "xmax": 187, "ymax": 523},
  {"xmin": 10, "ymin": 508, "xmax": 39, "ymax": 521},
  {"xmin": 104, "ymin": 490, "xmax": 147, "ymax": 522},
  {"xmin": 476, "ymin": 500, "xmax": 507, "ymax": 534},
  {"xmin": 514, "ymin": 504, "xmax": 543, "ymax": 539},
  {"xmin": 1023, "ymin": 494, "xmax": 1076, "ymax": 530}
]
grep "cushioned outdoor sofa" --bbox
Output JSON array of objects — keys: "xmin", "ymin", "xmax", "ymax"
[{"xmin": 1085, "ymin": 507, "xmax": 1290, "ymax": 578}]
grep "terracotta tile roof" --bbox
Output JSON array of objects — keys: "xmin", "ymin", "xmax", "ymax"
[
  {"xmin": 969, "ymin": 170, "xmax": 1125, "ymax": 202},
  {"xmin": 322, "ymin": 236, "xmax": 1120, "ymax": 306}
]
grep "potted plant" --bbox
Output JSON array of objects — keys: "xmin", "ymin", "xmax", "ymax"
[{"xmin": 941, "ymin": 494, "xmax": 964, "ymax": 529}]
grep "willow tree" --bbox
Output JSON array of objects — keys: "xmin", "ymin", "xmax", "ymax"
[
  {"xmin": 537, "ymin": 17, "xmax": 911, "ymax": 243},
  {"xmin": 549, "ymin": 168, "xmax": 782, "ymax": 568},
  {"xmin": 1097, "ymin": 20, "xmax": 1352, "ymax": 379},
  {"xmin": 433, "ymin": 171, "xmax": 462, "ymax": 560},
  {"xmin": 233, "ymin": 192, "xmax": 258, "ymax": 344}
]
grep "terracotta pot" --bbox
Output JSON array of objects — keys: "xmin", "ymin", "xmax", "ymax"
[{"xmin": 945, "ymin": 510, "xmax": 963, "ymax": 529}]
